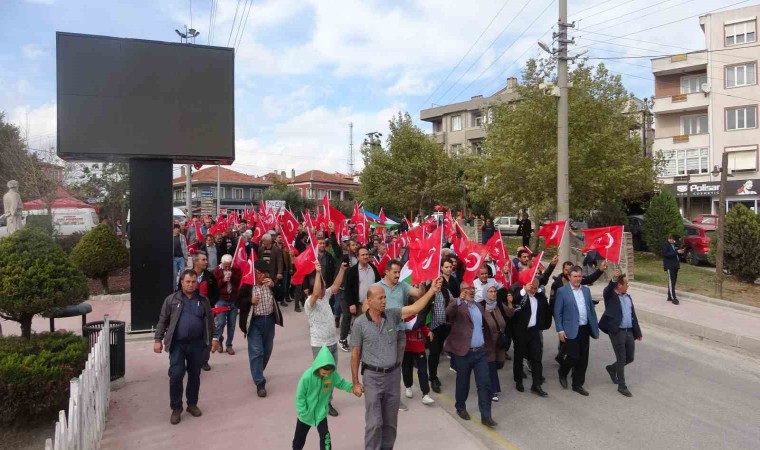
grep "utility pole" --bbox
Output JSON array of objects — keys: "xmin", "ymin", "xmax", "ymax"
[
  {"xmin": 713, "ymin": 152, "xmax": 729, "ymax": 298},
  {"xmin": 217, "ymin": 164, "xmax": 221, "ymax": 217},
  {"xmin": 186, "ymin": 164, "xmax": 192, "ymax": 218},
  {"xmin": 556, "ymin": 0, "xmax": 573, "ymax": 264},
  {"xmin": 348, "ymin": 122, "xmax": 355, "ymax": 175}
]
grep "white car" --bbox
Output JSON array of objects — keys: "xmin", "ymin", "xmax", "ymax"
[{"xmin": 494, "ymin": 216, "xmax": 520, "ymax": 235}]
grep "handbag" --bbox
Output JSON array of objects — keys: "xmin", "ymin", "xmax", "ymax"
[{"xmin": 490, "ymin": 311, "xmax": 509, "ymax": 350}]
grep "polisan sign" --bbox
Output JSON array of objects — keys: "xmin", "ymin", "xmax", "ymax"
[{"xmin": 671, "ymin": 179, "xmax": 759, "ymax": 197}]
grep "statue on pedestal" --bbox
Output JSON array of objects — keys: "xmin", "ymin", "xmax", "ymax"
[{"xmin": 2, "ymin": 180, "xmax": 24, "ymax": 234}]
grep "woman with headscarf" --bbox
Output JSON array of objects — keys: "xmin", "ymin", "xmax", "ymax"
[{"xmin": 483, "ymin": 285, "xmax": 510, "ymax": 402}]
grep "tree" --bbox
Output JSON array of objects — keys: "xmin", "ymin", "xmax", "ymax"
[
  {"xmin": 359, "ymin": 113, "xmax": 462, "ymax": 217},
  {"xmin": 470, "ymin": 59, "xmax": 657, "ymax": 219},
  {"xmin": 588, "ymin": 201, "xmax": 628, "ymax": 228},
  {"xmin": 67, "ymin": 163, "xmax": 130, "ymax": 223},
  {"xmin": 643, "ymin": 190, "xmax": 683, "ymax": 257},
  {"xmin": 0, "ymin": 226, "xmax": 89, "ymax": 339},
  {"xmin": 69, "ymin": 224, "xmax": 129, "ymax": 294},
  {"xmin": 722, "ymin": 204, "xmax": 760, "ymax": 283},
  {"xmin": 262, "ymin": 178, "xmax": 314, "ymax": 214}
]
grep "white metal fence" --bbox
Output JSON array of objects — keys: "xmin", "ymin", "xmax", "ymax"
[{"xmin": 45, "ymin": 315, "xmax": 112, "ymax": 450}]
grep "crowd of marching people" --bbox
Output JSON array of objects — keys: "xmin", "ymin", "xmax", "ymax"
[{"xmin": 156, "ymin": 199, "xmax": 642, "ymax": 449}]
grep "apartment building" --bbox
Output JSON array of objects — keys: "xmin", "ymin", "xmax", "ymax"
[
  {"xmin": 651, "ymin": 5, "xmax": 759, "ymax": 218},
  {"xmin": 420, "ymin": 77, "xmax": 520, "ymax": 155},
  {"xmin": 172, "ymin": 166, "xmax": 272, "ymax": 213},
  {"xmin": 289, "ymin": 170, "xmax": 359, "ymax": 201}
]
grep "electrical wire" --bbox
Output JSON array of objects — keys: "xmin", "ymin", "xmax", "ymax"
[
  {"xmin": 415, "ymin": 0, "xmax": 514, "ymax": 112},
  {"xmin": 234, "ymin": 0, "xmax": 253, "ymax": 51},
  {"xmin": 575, "ymin": 0, "xmax": 696, "ymax": 36},
  {"xmin": 227, "ymin": 0, "xmax": 242, "ymax": 47},
  {"xmin": 571, "ymin": 0, "xmax": 625, "ymax": 19},
  {"xmin": 433, "ymin": 0, "xmax": 536, "ymax": 106}
]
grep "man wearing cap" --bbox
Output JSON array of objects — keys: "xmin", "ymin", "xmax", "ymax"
[
  {"xmin": 238, "ymin": 260, "xmax": 282, "ymax": 398},
  {"xmin": 257, "ymin": 233, "xmax": 286, "ymax": 307}
]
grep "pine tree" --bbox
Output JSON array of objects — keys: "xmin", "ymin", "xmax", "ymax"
[
  {"xmin": 70, "ymin": 224, "xmax": 129, "ymax": 294},
  {"xmin": 722, "ymin": 204, "xmax": 760, "ymax": 283},
  {"xmin": 643, "ymin": 190, "xmax": 683, "ymax": 257}
]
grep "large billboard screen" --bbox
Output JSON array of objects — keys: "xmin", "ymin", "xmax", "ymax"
[{"xmin": 56, "ymin": 32, "xmax": 234, "ymax": 163}]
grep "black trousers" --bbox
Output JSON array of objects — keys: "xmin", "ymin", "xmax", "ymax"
[
  {"xmin": 559, "ymin": 325, "xmax": 591, "ymax": 388},
  {"xmin": 402, "ymin": 351, "xmax": 430, "ymax": 395},
  {"xmin": 339, "ymin": 295, "xmax": 353, "ymax": 341},
  {"xmin": 292, "ymin": 417, "xmax": 330, "ymax": 450},
  {"xmin": 513, "ymin": 326, "xmax": 543, "ymax": 388},
  {"xmin": 427, "ymin": 325, "xmax": 450, "ymax": 382},
  {"xmin": 522, "ymin": 235, "xmax": 531, "ymax": 247},
  {"xmin": 666, "ymin": 268, "xmax": 679, "ymax": 300},
  {"xmin": 609, "ymin": 328, "xmax": 635, "ymax": 387}
]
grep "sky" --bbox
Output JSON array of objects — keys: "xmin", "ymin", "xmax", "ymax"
[{"xmin": 0, "ymin": 0, "xmax": 747, "ymax": 178}]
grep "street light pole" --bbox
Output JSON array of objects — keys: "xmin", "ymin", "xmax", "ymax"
[
  {"xmin": 185, "ymin": 164, "xmax": 192, "ymax": 219},
  {"xmin": 713, "ymin": 152, "xmax": 729, "ymax": 298},
  {"xmin": 556, "ymin": 0, "xmax": 572, "ymax": 264}
]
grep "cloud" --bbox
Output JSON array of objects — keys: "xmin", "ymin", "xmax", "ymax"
[
  {"xmin": 24, "ymin": 0, "xmax": 56, "ymax": 4},
  {"xmin": 8, "ymin": 103, "xmax": 57, "ymax": 144},
  {"xmin": 386, "ymin": 72, "xmax": 434, "ymax": 96},
  {"xmin": 22, "ymin": 44, "xmax": 45, "ymax": 60}
]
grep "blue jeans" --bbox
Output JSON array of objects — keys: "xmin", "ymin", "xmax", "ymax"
[
  {"xmin": 214, "ymin": 300, "xmax": 238, "ymax": 348},
  {"xmin": 168, "ymin": 339, "xmax": 205, "ymax": 410},
  {"xmin": 452, "ymin": 349, "xmax": 492, "ymax": 419},
  {"xmin": 173, "ymin": 257, "xmax": 186, "ymax": 290},
  {"xmin": 247, "ymin": 314, "xmax": 275, "ymax": 386},
  {"xmin": 332, "ymin": 290, "xmax": 343, "ymax": 318}
]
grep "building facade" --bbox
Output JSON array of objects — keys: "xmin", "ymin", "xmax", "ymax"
[
  {"xmin": 420, "ymin": 78, "xmax": 520, "ymax": 155},
  {"xmin": 651, "ymin": 5, "xmax": 759, "ymax": 218},
  {"xmin": 172, "ymin": 166, "xmax": 272, "ymax": 214},
  {"xmin": 288, "ymin": 170, "xmax": 360, "ymax": 200}
]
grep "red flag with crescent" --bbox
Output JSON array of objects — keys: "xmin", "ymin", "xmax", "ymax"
[
  {"xmin": 580, "ymin": 225, "xmax": 624, "ymax": 264},
  {"xmin": 241, "ymin": 251, "xmax": 257, "ymax": 287},
  {"xmin": 443, "ymin": 210, "xmax": 456, "ymax": 238},
  {"xmin": 279, "ymin": 209, "xmax": 300, "ymax": 250},
  {"xmin": 409, "ymin": 225, "xmax": 443, "ymax": 284},
  {"xmin": 537, "ymin": 220, "xmax": 567, "ymax": 248},
  {"xmin": 232, "ymin": 236, "xmax": 250, "ymax": 276},
  {"xmin": 461, "ymin": 240, "xmax": 490, "ymax": 284},
  {"xmin": 374, "ymin": 253, "xmax": 391, "ymax": 277},
  {"xmin": 518, "ymin": 251, "xmax": 544, "ymax": 287},
  {"xmin": 292, "ymin": 244, "xmax": 317, "ymax": 285}
]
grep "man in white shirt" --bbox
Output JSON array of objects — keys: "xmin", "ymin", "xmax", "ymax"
[{"xmin": 473, "ymin": 266, "xmax": 503, "ymax": 303}]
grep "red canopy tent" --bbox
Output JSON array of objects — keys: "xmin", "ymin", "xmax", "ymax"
[{"xmin": 23, "ymin": 187, "xmax": 97, "ymax": 211}]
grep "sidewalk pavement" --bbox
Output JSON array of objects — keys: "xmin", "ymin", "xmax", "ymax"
[
  {"xmin": 587, "ymin": 280, "xmax": 760, "ymax": 356},
  {"xmin": 98, "ymin": 301, "xmax": 491, "ymax": 450}
]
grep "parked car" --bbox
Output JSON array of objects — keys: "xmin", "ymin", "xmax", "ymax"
[
  {"xmin": 681, "ymin": 223, "xmax": 714, "ymax": 265},
  {"xmin": 494, "ymin": 216, "xmax": 520, "ymax": 235},
  {"xmin": 692, "ymin": 214, "xmax": 718, "ymax": 230},
  {"xmin": 626, "ymin": 215, "xmax": 648, "ymax": 251}
]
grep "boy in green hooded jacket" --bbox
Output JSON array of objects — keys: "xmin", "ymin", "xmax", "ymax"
[{"xmin": 293, "ymin": 345, "xmax": 361, "ymax": 450}]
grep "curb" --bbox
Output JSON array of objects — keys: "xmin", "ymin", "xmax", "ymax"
[
  {"xmin": 88, "ymin": 293, "xmax": 131, "ymax": 302},
  {"xmin": 630, "ymin": 282, "xmax": 760, "ymax": 316},
  {"xmin": 634, "ymin": 308, "xmax": 760, "ymax": 356}
]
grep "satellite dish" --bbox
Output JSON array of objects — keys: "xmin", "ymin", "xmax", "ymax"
[{"xmin": 700, "ymin": 83, "xmax": 711, "ymax": 94}]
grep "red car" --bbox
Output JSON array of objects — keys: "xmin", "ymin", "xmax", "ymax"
[
  {"xmin": 692, "ymin": 214, "xmax": 718, "ymax": 230},
  {"xmin": 681, "ymin": 224, "xmax": 715, "ymax": 265}
]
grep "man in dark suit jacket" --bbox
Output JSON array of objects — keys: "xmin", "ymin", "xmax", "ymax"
[
  {"xmin": 599, "ymin": 270, "xmax": 642, "ymax": 397},
  {"xmin": 516, "ymin": 213, "xmax": 532, "ymax": 248},
  {"xmin": 554, "ymin": 266, "xmax": 599, "ymax": 396},
  {"xmin": 340, "ymin": 246, "xmax": 381, "ymax": 351},
  {"xmin": 506, "ymin": 276, "xmax": 551, "ymax": 397},
  {"xmin": 662, "ymin": 234, "xmax": 684, "ymax": 305},
  {"xmin": 443, "ymin": 281, "xmax": 497, "ymax": 428}
]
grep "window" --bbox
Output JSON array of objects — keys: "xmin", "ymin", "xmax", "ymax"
[
  {"xmin": 680, "ymin": 74, "xmax": 707, "ymax": 94},
  {"xmin": 661, "ymin": 148, "xmax": 709, "ymax": 176},
  {"xmin": 726, "ymin": 146, "xmax": 758, "ymax": 172},
  {"xmin": 473, "ymin": 112, "xmax": 483, "ymax": 127},
  {"xmin": 472, "ymin": 142, "xmax": 484, "ymax": 154},
  {"xmin": 451, "ymin": 115, "xmax": 462, "ymax": 131},
  {"xmin": 218, "ymin": 187, "xmax": 225, "ymax": 199},
  {"xmin": 726, "ymin": 63, "xmax": 757, "ymax": 88},
  {"xmin": 307, "ymin": 188, "xmax": 315, "ymax": 199},
  {"xmin": 251, "ymin": 188, "xmax": 263, "ymax": 200},
  {"xmin": 726, "ymin": 106, "xmax": 757, "ymax": 130},
  {"xmin": 681, "ymin": 114, "xmax": 708, "ymax": 135},
  {"xmin": 450, "ymin": 144, "xmax": 463, "ymax": 155},
  {"xmin": 210, "ymin": 187, "xmax": 217, "ymax": 199},
  {"xmin": 174, "ymin": 189, "xmax": 184, "ymax": 201},
  {"xmin": 725, "ymin": 19, "xmax": 756, "ymax": 46},
  {"xmin": 191, "ymin": 188, "xmax": 198, "ymax": 199},
  {"xmin": 433, "ymin": 120, "xmax": 442, "ymax": 133},
  {"xmin": 232, "ymin": 188, "xmax": 244, "ymax": 200}
]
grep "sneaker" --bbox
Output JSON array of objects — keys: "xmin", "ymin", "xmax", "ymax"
[
  {"xmin": 170, "ymin": 408, "xmax": 182, "ymax": 425},
  {"xmin": 431, "ymin": 379, "xmax": 442, "ymax": 393},
  {"xmin": 492, "ymin": 394, "xmax": 499, "ymax": 402},
  {"xmin": 328, "ymin": 403, "xmax": 339, "ymax": 416},
  {"xmin": 404, "ymin": 387, "xmax": 414, "ymax": 398},
  {"xmin": 398, "ymin": 401, "xmax": 409, "ymax": 411},
  {"xmin": 449, "ymin": 366, "xmax": 456, "ymax": 373},
  {"xmin": 339, "ymin": 339, "xmax": 350, "ymax": 352},
  {"xmin": 421, "ymin": 394, "xmax": 435, "ymax": 405}
]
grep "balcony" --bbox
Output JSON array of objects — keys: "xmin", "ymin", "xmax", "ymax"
[
  {"xmin": 652, "ymin": 92, "xmax": 709, "ymax": 114},
  {"xmin": 430, "ymin": 131, "xmax": 446, "ymax": 144},
  {"xmin": 651, "ymin": 51, "xmax": 707, "ymax": 76},
  {"xmin": 465, "ymin": 127, "xmax": 486, "ymax": 141},
  {"xmin": 653, "ymin": 133, "xmax": 709, "ymax": 155}
]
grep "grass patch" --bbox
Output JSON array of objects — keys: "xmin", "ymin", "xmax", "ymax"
[{"xmin": 633, "ymin": 252, "xmax": 760, "ymax": 308}]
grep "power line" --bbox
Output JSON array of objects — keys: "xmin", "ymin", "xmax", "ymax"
[
  {"xmin": 227, "ymin": 0, "xmax": 242, "ymax": 47},
  {"xmin": 582, "ymin": 39, "xmax": 760, "ymax": 60},
  {"xmin": 190, "ymin": 0, "xmax": 193, "ymax": 29},
  {"xmin": 576, "ymin": 0, "xmax": 696, "ymax": 36},
  {"xmin": 479, "ymin": 25, "xmax": 555, "ymax": 94},
  {"xmin": 449, "ymin": 0, "xmax": 558, "ymax": 104},
  {"xmin": 234, "ymin": 0, "xmax": 253, "ymax": 51},
  {"xmin": 207, "ymin": 0, "xmax": 216, "ymax": 44},
  {"xmin": 433, "ymin": 0, "xmax": 536, "ymax": 106},
  {"xmin": 571, "ymin": 0, "xmax": 625, "ymax": 19},
  {"xmin": 415, "ymin": 0, "xmax": 514, "ymax": 111}
]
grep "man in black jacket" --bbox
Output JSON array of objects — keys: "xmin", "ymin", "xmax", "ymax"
[
  {"xmin": 187, "ymin": 251, "xmax": 219, "ymax": 372},
  {"xmin": 599, "ymin": 270, "xmax": 642, "ymax": 397},
  {"xmin": 662, "ymin": 234, "xmax": 683, "ymax": 304},
  {"xmin": 516, "ymin": 213, "xmax": 532, "ymax": 248},
  {"xmin": 340, "ymin": 246, "xmax": 380, "ymax": 351},
  {"xmin": 506, "ymin": 276, "xmax": 551, "ymax": 397}
]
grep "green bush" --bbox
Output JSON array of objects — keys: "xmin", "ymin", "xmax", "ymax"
[
  {"xmin": 722, "ymin": 204, "xmax": 760, "ymax": 283},
  {"xmin": 588, "ymin": 201, "xmax": 628, "ymax": 228},
  {"xmin": 25, "ymin": 215, "xmax": 53, "ymax": 235},
  {"xmin": 0, "ymin": 332, "xmax": 87, "ymax": 424},
  {"xmin": 70, "ymin": 224, "xmax": 129, "ymax": 294},
  {"xmin": 55, "ymin": 231, "xmax": 87, "ymax": 254},
  {"xmin": 643, "ymin": 190, "xmax": 683, "ymax": 257},
  {"xmin": 0, "ymin": 227, "xmax": 89, "ymax": 339}
]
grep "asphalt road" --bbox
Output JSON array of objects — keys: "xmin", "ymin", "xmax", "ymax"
[{"xmin": 434, "ymin": 323, "xmax": 760, "ymax": 450}]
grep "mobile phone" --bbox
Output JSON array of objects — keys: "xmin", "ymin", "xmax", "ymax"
[{"xmin": 342, "ymin": 254, "xmax": 350, "ymax": 265}]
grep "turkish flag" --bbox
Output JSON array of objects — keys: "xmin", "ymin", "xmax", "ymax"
[
  {"xmin": 279, "ymin": 209, "xmax": 300, "ymax": 249},
  {"xmin": 232, "ymin": 237, "xmax": 249, "ymax": 274},
  {"xmin": 193, "ymin": 222, "xmax": 204, "ymax": 243},
  {"xmin": 485, "ymin": 233, "xmax": 508, "ymax": 284},
  {"xmin": 581, "ymin": 225, "xmax": 624, "ymax": 264},
  {"xmin": 537, "ymin": 220, "xmax": 567, "ymax": 248},
  {"xmin": 378, "ymin": 208, "xmax": 387, "ymax": 224},
  {"xmin": 329, "ymin": 206, "xmax": 346, "ymax": 237},
  {"xmin": 409, "ymin": 225, "xmax": 443, "ymax": 284},
  {"xmin": 351, "ymin": 207, "xmax": 368, "ymax": 244},
  {"xmin": 241, "ymin": 252, "xmax": 257, "ymax": 286},
  {"xmin": 187, "ymin": 242, "xmax": 199, "ymax": 256},
  {"xmin": 387, "ymin": 240, "xmax": 401, "ymax": 259},
  {"xmin": 374, "ymin": 253, "xmax": 391, "ymax": 277},
  {"xmin": 451, "ymin": 231, "xmax": 468, "ymax": 256},
  {"xmin": 420, "ymin": 217, "xmax": 437, "ymax": 234},
  {"xmin": 443, "ymin": 210, "xmax": 456, "ymax": 238},
  {"xmin": 252, "ymin": 217, "xmax": 266, "ymax": 244},
  {"xmin": 518, "ymin": 251, "xmax": 544, "ymax": 287},
  {"xmin": 461, "ymin": 240, "xmax": 490, "ymax": 284},
  {"xmin": 291, "ymin": 244, "xmax": 317, "ymax": 285},
  {"xmin": 406, "ymin": 225, "xmax": 426, "ymax": 244}
]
